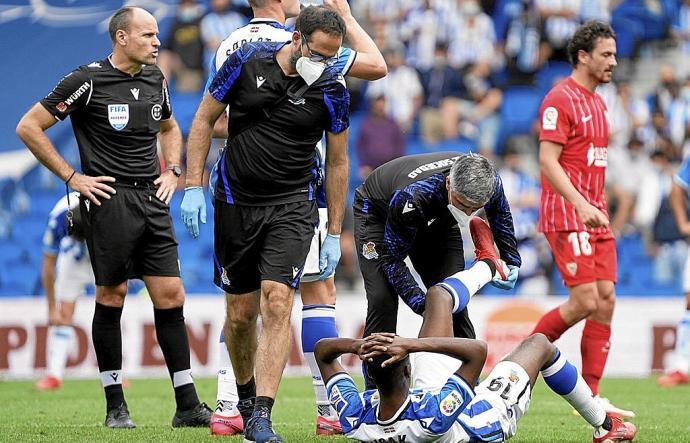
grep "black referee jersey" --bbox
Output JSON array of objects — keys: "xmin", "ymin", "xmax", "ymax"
[{"xmin": 40, "ymin": 57, "xmax": 172, "ymax": 179}]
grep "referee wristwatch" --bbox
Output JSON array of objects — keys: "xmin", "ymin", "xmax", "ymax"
[{"xmin": 166, "ymin": 164, "xmax": 182, "ymax": 177}]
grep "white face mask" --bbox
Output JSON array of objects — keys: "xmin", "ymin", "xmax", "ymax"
[
  {"xmin": 296, "ymin": 57, "xmax": 326, "ymax": 86},
  {"xmin": 447, "ymin": 204, "xmax": 472, "ymax": 228}
]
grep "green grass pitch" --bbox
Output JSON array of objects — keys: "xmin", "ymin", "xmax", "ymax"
[{"xmin": 0, "ymin": 376, "xmax": 687, "ymax": 442}]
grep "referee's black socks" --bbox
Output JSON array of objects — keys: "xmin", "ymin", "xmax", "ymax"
[
  {"xmin": 93, "ymin": 302, "xmax": 126, "ymax": 412},
  {"xmin": 153, "ymin": 306, "xmax": 200, "ymax": 411}
]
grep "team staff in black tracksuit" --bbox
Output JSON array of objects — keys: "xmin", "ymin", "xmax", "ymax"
[
  {"xmin": 17, "ymin": 6, "xmax": 210, "ymax": 429},
  {"xmin": 354, "ymin": 153, "xmax": 522, "ymax": 387},
  {"xmin": 181, "ymin": 7, "xmax": 350, "ymax": 442}
]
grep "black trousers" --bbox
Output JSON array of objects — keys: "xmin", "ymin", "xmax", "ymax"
[{"xmin": 353, "ymin": 189, "xmax": 476, "ymax": 342}]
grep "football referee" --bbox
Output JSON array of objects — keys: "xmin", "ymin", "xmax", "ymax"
[{"xmin": 16, "ymin": 7, "xmax": 210, "ymax": 429}]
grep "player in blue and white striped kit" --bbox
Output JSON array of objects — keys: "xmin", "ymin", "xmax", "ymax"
[
  {"xmin": 181, "ymin": 0, "xmax": 386, "ymax": 436},
  {"xmin": 315, "ymin": 218, "xmax": 637, "ymax": 443},
  {"xmin": 35, "ymin": 193, "xmax": 94, "ymax": 391},
  {"xmin": 658, "ymin": 157, "xmax": 690, "ymax": 387}
]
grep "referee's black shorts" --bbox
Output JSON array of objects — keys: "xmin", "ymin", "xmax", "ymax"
[
  {"xmin": 80, "ymin": 180, "xmax": 180, "ymax": 286},
  {"xmin": 214, "ymin": 199, "xmax": 318, "ymax": 294}
]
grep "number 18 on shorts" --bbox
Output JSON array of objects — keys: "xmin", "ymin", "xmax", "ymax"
[{"xmin": 544, "ymin": 231, "xmax": 617, "ymax": 287}]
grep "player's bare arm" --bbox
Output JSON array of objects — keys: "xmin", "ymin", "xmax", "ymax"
[
  {"xmin": 362, "ymin": 334, "xmax": 487, "ymax": 385},
  {"xmin": 325, "ymin": 129, "xmax": 349, "ymax": 235},
  {"xmin": 539, "ymin": 140, "xmax": 608, "ymax": 228},
  {"xmin": 185, "ymin": 92, "xmax": 228, "ymax": 188},
  {"xmin": 41, "ymin": 253, "xmax": 61, "ymax": 325},
  {"xmin": 314, "ymin": 337, "xmax": 368, "ymax": 382},
  {"xmin": 16, "ymin": 104, "xmax": 116, "ymax": 205},
  {"xmin": 155, "ymin": 116, "xmax": 182, "ymax": 204},
  {"xmin": 670, "ymin": 182, "xmax": 690, "ymax": 236},
  {"xmin": 323, "ymin": 0, "xmax": 387, "ymax": 80}
]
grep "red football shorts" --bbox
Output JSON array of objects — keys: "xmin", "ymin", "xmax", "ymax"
[{"xmin": 544, "ymin": 231, "xmax": 617, "ymax": 287}]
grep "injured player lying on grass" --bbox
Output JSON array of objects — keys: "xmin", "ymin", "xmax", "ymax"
[{"xmin": 315, "ymin": 217, "xmax": 637, "ymax": 443}]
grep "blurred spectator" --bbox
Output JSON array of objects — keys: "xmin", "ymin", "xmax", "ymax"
[
  {"xmin": 672, "ymin": 0, "xmax": 690, "ymax": 74},
  {"xmin": 498, "ymin": 146, "xmax": 550, "ymax": 294},
  {"xmin": 447, "ymin": 0, "xmax": 500, "ymax": 70},
  {"xmin": 158, "ymin": 0, "xmax": 206, "ymax": 93},
  {"xmin": 200, "ymin": 0, "xmax": 248, "ymax": 67},
  {"xmin": 607, "ymin": 138, "xmax": 653, "ymax": 236},
  {"xmin": 598, "ymin": 81, "xmax": 632, "ymax": 151},
  {"xmin": 355, "ymin": 95, "xmax": 406, "ymax": 180},
  {"xmin": 366, "ymin": 46, "xmax": 423, "ymax": 133},
  {"xmin": 400, "ymin": 0, "xmax": 453, "ymax": 70},
  {"xmin": 354, "ymin": 0, "xmax": 409, "ymax": 44},
  {"xmin": 451, "ymin": 63, "xmax": 503, "ymax": 155},
  {"xmin": 499, "ymin": 146, "xmax": 540, "ymax": 240},
  {"xmin": 651, "ymin": 153, "xmax": 689, "ymax": 284},
  {"xmin": 634, "ymin": 150, "xmax": 674, "ymax": 245},
  {"xmin": 418, "ymin": 43, "xmax": 465, "ymax": 143},
  {"xmin": 536, "ymin": 0, "xmax": 581, "ymax": 62},
  {"xmin": 580, "ymin": 0, "xmax": 611, "ymax": 22},
  {"xmin": 503, "ymin": 0, "xmax": 548, "ymax": 85},
  {"xmin": 653, "ymin": 64, "xmax": 680, "ymax": 115},
  {"xmin": 648, "ymin": 110, "xmax": 682, "ymax": 161},
  {"xmin": 502, "ymin": 118, "xmax": 541, "ymax": 176},
  {"xmin": 665, "ymin": 81, "xmax": 690, "ymax": 149}
]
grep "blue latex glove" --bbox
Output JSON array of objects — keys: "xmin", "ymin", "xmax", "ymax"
[
  {"xmin": 319, "ymin": 234, "xmax": 341, "ymax": 280},
  {"xmin": 180, "ymin": 187, "xmax": 206, "ymax": 238},
  {"xmin": 491, "ymin": 265, "xmax": 519, "ymax": 290}
]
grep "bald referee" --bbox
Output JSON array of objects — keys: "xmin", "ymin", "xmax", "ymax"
[{"xmin": 17, "ymin": 6, "xmax": 210, "ymax": 429}]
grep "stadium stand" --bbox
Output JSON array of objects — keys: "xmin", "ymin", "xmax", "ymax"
[{"xmin": 1, "ymin": 0, "xmax": 688, "ymax": 298}]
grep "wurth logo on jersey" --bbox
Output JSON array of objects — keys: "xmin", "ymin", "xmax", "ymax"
[
  {"xmin": 587, "ymin": 144, "xmax": 608, "ymax": 167},
  {"xmin": 56, "ymin": 81, "xmax": 91, "ymax": 112}
]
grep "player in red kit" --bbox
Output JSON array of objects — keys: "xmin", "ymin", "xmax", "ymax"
[{"xmin": 531, "ymin": 21, "xmax": 634, "ymax": 418}]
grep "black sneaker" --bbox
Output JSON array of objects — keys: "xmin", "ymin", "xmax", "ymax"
[
  {"xmin": 105, "ymin": 403, "xmax": 136, "ymax": 429},
  {"xmin": 172, "ymin": 402, "xmax": 212, "ymax": 427},
  {"xmin": 243, "ymin": 414, "xmax": 283, "ymax": 443}
]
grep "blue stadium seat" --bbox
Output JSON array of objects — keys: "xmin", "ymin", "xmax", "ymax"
[
  {"xmin": 497, "ymin": 86, "xmax": 542, "ymax": 151},
  {"xmin": 536, "ymin": 62, "xmax": 571, "ymax": 94}
]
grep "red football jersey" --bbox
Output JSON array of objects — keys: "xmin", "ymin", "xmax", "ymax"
[{"xmin": 538, "ymin": 77, "xmax": 610, "ymax": 234}]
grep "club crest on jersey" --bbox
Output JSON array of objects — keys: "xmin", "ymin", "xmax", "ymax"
[
  {"xmin": 440, "ymin": 391, "xmax": 463, "ymax": 416},
  {"xmin": 221, "ymin": 268, "xmax": 231, "ymax": 286},
  {"xmin": 587, "ymin": 143, "xmax": 607, "ymax": 167},
  {"xmin": 566, "ymin": 262, "xmax": 577, "ymax": 276},
  {"xmin": 362, "ymin": 241, "xmax": 379, "ymax": 260},
  {"xmin": 542, "ymin": 106, "xmax": 558, "ymax": 130},
  {"xmin": 107, "ymin": 104, "xmax": 129, "ymax": 130}
]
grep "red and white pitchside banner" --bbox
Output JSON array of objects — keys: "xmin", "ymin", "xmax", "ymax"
[{"xmin": 0, "ymin": 294, "xmax": 685, "ymax": 380}]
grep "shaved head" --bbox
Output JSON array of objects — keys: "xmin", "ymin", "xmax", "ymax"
[{"xmin": 109, "ymin": 7, "xmax": 156, "ymax": 43}]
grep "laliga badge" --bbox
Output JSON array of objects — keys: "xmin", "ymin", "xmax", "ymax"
[
  {"xmin": 108, "ymin": 104, "xmax": 129, "ymax": 130},
  {"xmin": 362, "ymin": 241, "xmax": 379, "ymax": 260}
]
